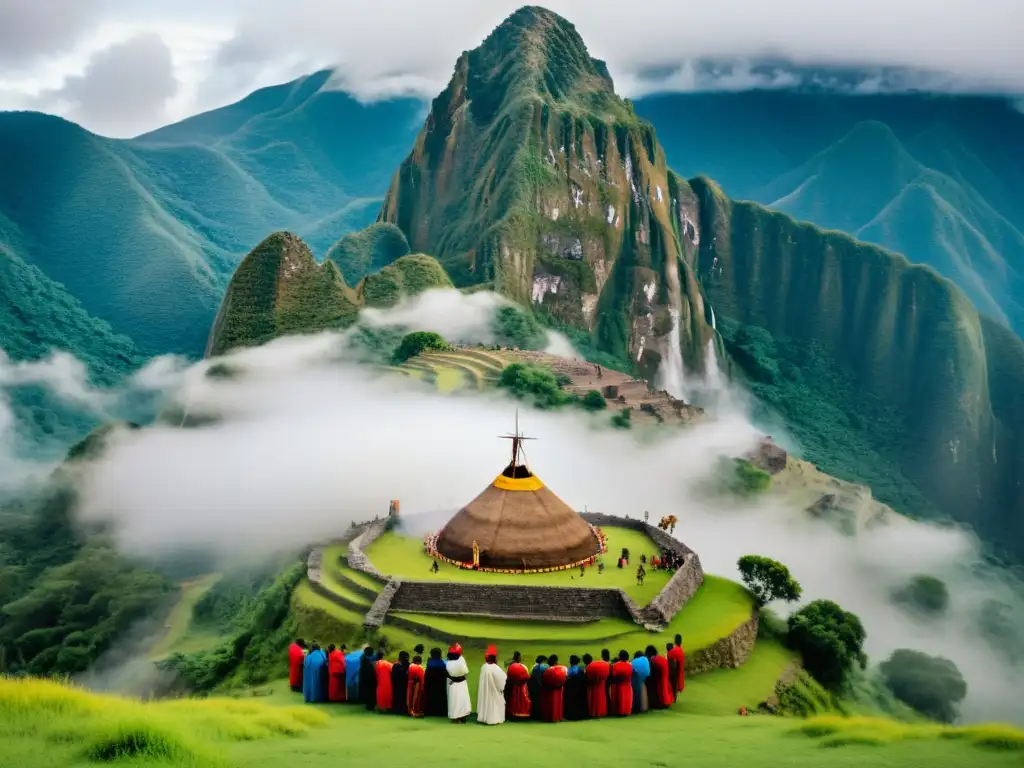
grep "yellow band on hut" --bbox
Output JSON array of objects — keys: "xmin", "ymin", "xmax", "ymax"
[{"xmin": 492, "ymin": 473, "xmax": 544, "ymax": 492}]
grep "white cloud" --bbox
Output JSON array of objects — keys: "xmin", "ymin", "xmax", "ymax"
[{"xmin": 0, "ymin": 1, "xmax": 1022, "ymax": 136}]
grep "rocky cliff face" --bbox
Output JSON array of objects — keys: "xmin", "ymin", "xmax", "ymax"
[
  {"xmin": 686, "ymin": 175, "xmax": 1024, "ymax": 560},
  {"xmin": 205, "ymin": 231, "xmax": 450, "ymax": 356},
  {"xmin": 378, "ymin": 6, "xmax": 713, "ymax": 380}
]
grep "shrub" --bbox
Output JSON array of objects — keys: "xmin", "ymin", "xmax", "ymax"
[
  {"xmin": 391, "ymin": 331, "xmax": 451, "ymax": 364},
  {"xmin": 731, "ymin": 459, "xmax": 771, "ymax": 495},
  {"xmin": 496, "ymin": 363, "xmax": 575, "ymax": 409},
  {"xmin": 879, "ymin": 649, "xmax": 966, "ymax": 723},
  {"xmin": 787, "ymin": 599, "xmax": 867, "ymax": 690},
  {"xmin": 610, "ymin": 408, "xmax": 632, "ymax": 429},
  {"xmin": 737, "ymin": 555, "xmax": 802, "ymax": 608},
  {"xmin": 491, "ymin": 305, "xmax": 547, "ymax": 350},
  {"xmin": 891, "ymin": 574, "xmax": 949, "ymax": 618},
  {"xmin": 581, "ymin": 390, "xmax": 607, "ymax": 411}
]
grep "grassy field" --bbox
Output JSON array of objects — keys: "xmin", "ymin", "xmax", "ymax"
[
  {"xmin": 149, "ymin": 574, "xmax": 225, "ymax": 659},
  {"xmin": 3, "ymin": 673, "xmax": 1021, "ymax": 768},
  {"xmin": 364, "ymin": 527, "xmax": 673, "ymax": 603}
]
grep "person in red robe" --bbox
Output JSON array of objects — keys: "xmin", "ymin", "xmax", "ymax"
[
  {"xmin": 583, "ymin": 651, "xmax": 610, "ymax": 717},
  {"xmin": 646, "ymin": 645, "xmax": 673, "ymax": 709},
  {"xmin": 375, "ymin": 652, "xmax": 394, "ymax": 712},
  {"xmin": 540, "ymin": 654, "xmax": 568, "ymax": 723},
  {"xmin": 288, "ymin": 638, "xmax": 307, "ymax": 692},
  {"xmin": 667, "ymin": 634, "xmax": 686, "ymax": 698},
  {"xmin": 407, "ymin": 655, "xmax": 426, "ymax": 717},
  {"xmin": 609, "ymin": 650, "xmax": 633, "ymax": 717},
  {"xmin": 505, "ymin": 651, "xmax": 531, "ymax": 720},
  {"xmin": 327, "ymin": 643, "xmax": 347, "ymax": 702}
]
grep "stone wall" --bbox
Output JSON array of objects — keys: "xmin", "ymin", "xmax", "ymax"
[
  {"xmin": 364, "ymin": 579, "xmax": 402, "ymax": 628},
  {"xmin": 389, "ymin": 581, "xmax": 636, "ymax": 623},
  {"xmin": 684, "ymin": 612, "xmax": 759, "ymax": 675},
  {"xmin": 347, "ymin": 520, "xmax": 388, "ymax": 583}
]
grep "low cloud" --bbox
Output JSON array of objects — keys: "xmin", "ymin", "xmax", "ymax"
[{"xmin": 0, "ymin": 0, "xmax": 105, "ymax": 70}]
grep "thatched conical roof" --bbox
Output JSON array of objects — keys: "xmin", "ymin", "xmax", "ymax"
[{"xmin": 435, "ymin": 462, "xmax": 599, "ymax": 570}]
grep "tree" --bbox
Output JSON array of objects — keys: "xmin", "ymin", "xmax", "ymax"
[
  {"xmin": 787, "ymin": 599, "xmax": 867, "ymax": 690},
  {"xmin": 891, "ymin": 574, "xmax": 949, "ymax": 618},
  {"xmin": 879, "ymin": 649, "xmax": 966, "ymax": 723},
  {"xmin": 737, "ymin": 555, "xmax": 802, "ymax": 608},
  {"xmin": 581, "ymin": 390, "xmax": 607, "ymax": 411},
  {"xmin": 730, "ymin": 459, "xmax": 771, "ymax": 495},
  {"xmin": 391, "ymin": 331, "xmax": 450, "ymax": 363}
]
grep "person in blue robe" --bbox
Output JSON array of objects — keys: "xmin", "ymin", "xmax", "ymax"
[
  {"xmin": 424, "ymin": 647, "xmax": 449, "ymax": 717},
  {"xmin": 528, "ymin": 655, "xmax": 549, "ymax": 720},
  {"xmin": 630, "ymin": 650, "xmax": 651, "ymax": 714},
  {"xmin": 303, "ymin": 643, "xmax": 328, "ymax": 703},
  {"xmin": 564, "ymin": 655, "xmax": 588, "ymax": 721},
  {"xmin": 345, "ymin": 647, "xmax": 362, "ymax": 701}
]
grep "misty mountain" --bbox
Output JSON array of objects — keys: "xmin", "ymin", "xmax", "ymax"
[
  {"xmin": 0, "ymin": 72, "xmax": 422, "ymax": 358},
  {"xmin": 634, "ymin": 91, "xmax": 1024, "ymax": 336}
]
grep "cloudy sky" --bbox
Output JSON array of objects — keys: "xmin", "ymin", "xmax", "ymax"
[{"xmin": 0, "ymin": 0, "xmax": 1021, "ymax": 137}]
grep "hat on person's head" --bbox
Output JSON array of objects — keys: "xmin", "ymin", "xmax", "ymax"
[
  {"xmin": 448, "ymin": 643, "xmax": 462, "ymax": 655},
  {"xmin": 485, "ymin": 644, "xmax": 497, "ymax": 659}
]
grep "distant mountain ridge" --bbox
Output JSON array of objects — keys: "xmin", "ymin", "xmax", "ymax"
[
  {"xmin": 634, "ymin": 91, "xmax": 1024, "ymax": 338},
  {"xmin": 0, "ymin": 72, "xmax": 422, "ymax": 358}
]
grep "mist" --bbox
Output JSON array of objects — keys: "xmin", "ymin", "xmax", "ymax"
[{"xmin": 2, "ymin": 289, "xmax": 1020, "ymax": 723}]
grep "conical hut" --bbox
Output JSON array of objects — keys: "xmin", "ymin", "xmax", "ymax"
[{"xmin": 434, "ymin": 419, "xmax": 600, "ymax": 571}]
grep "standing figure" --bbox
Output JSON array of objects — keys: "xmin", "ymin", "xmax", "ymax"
[
  {"xmin": 609, "ymin": 651, "xmax": 633, "ymax": 716},
  {"xmin": 375, "ymin": 651, "xmax": 394, "ymax": 713},
  {"xmin": 288, "ymin": 638, "xmax": 307, "ymax": 692},
  {"xmin": 424, "ymin": 648, "xmax": 449, "ymax": 717},
  {"xmin": 327, "ymin": 643, "xmax": 347, "ymax": 702},
  {"xmin": 302, "ymin": 643, "xmax": 328, "ymax": 704},
  {"xmin": 528, "ymin": 655, "xmax": 549, "ymax": 720},
  {"xmin": 407, "ymin": 654, "xmax": 426, "ymax": 717},
  {"xmin": 584, "ymin": 650, "xmax": 610, "ymax": 718},
  {"xmin": 540, "ymin": 654, "xmax": 568, "ymax": 723},
  {"xmin": 668, "ymin": 635, "xmax": 686, "ymax": 697},
  {"xmin": 344, "ymin": 646, "xmax": 362, "ymax": 702},
  {"xmin": 505, "ymin": 651, "xmax": 531, "ymax": 720},
  {"xmin": 647, "ymin": 645, "xmax": 673, "ymax": 709},
  {"xmin": 477, "ymin": 645, "xmax": 508, "ymax": 725},
  {"xmin": 564, "ymin": 655, "xmax": 588, "ymax": 721},
  {"xmin": 390, "ymin": 651, "xmax": 410, "ymax": 715},
  {"xmin": 446, "ymin": 644, "xmax": 472, "ymax": 723},
  {"xmin": 631, "ymin": 650, "xmax": 650, "ymax": 714},
  {"xmin": 359, "ymin": 647, "xmax": 377, "ymax": 712}
]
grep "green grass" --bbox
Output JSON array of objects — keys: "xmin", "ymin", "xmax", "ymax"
[
  {"xmin": 149, "ymin": 574, "xmax": 226, "ymax": 659},
  {"xmin": 365, "ymin": 527, "xmax": 672, "ymax": 603},
  {"xmin": 4, "ymin": 673, "xmax": 1020, "ymax": 768},
  {"xmin": 320, "ymin": 545, "xmax": 383, "ymax": 594}
]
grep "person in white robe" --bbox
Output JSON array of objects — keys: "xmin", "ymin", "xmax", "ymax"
[
  {"xmin": 445, "ymin": 644, "xmax": 472, "ymax": 722},
  {"xmin": 477, "ymin": 645, "xmax": 508, "ymax": 725}
]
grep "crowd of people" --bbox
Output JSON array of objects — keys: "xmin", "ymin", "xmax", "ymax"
[{"xmin": 288, "ymin": 634, "xmax": 687, "ymax": 725}]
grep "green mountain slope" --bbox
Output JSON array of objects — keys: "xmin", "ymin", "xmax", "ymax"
[
  {"xmin": 326, "ymin": 222, "xmax": 411, "ymax": 283},
  {"xmin": 635, "ymin": 92, "xmax": 1024, "ymax": 338},
  {"xmin": 688, "ymin": 175, "xmax": 1024, "ymax": 559},
  {"xmin": 0, "ymin": 73, "xmax": 422, "ymax": 358},
  {"xmin": 762, "ymin": 121, "xmax": 1024, "ymax": 333},
  {"xmin": 205, "ymin": 232, "xmax": 451, "ymax": 356},
  {"xmin": 0, "ymin": 243, "xmax": 143, "ymax": 455},
  {"xmin": 378, "ymin": 5, "xmax": 714, "ymax": 377}
]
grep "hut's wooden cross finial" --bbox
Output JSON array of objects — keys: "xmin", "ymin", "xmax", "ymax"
[{"xmin": 499, "ymin": 408, "xmax": 536, "ymax": 468}]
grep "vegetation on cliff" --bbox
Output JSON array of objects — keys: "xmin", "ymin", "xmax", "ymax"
[
  {"xmin": 377, "ymin": 5, "xmax": 714, "ymax": 377},
  {"xmin": 205, "ymin": 232, "xmax": 451, "ymax": 356},
  {"xmin": 326, "ymin": 222, "xmax": 411, "ymax": 283}
]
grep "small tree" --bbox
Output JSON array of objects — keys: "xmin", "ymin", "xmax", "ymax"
[
  {"xmin": 787, "ymin": 599, "xmax": 867, "ymax": 690},
  {"xmin": 891, "ymin": 574, "xmax": 949, "ymax": 618},
  {"xmin": 392, "ymin": 331, "xmax": 450, "ymax": 363},
  {"xmin": 581, "ymin": 390, "xmax": 607, "ymax": 412},
  {"xmin": 879, "ymin": 649, "xmax": 966, "ymax": 723},
  {"xmin": 737, "ymin": 555, "xmax": 802, "ymax": 609}
]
